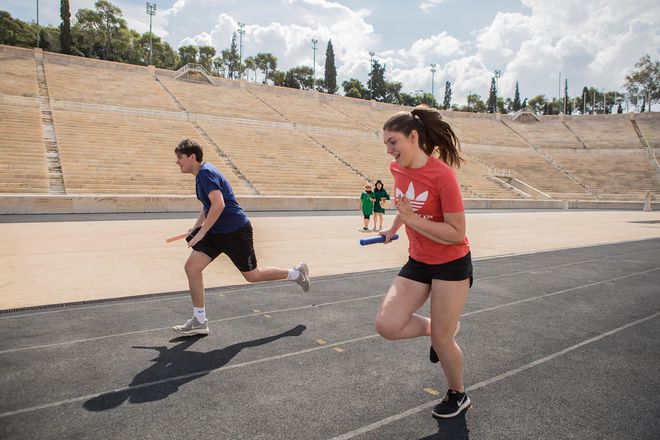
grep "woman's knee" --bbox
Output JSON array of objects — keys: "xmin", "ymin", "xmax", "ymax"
[
  {"xmin": 375, "ymin": 314, "xmax": 401, "ymax": 340},
  {"xmin": 431, "ymin": 328, "xmax": 455, "ymax": 347}
]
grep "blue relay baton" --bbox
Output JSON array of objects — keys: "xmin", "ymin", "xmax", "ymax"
[{"xmin": 360, "ymin": 234, "xmax": 399, "ymax": 246}]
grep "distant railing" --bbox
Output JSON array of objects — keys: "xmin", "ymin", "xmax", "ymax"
[
  {"xmin": 489, "ymin": 168, "xmax": 512, "ymax": 178},
  {"xmin": 174, "ymin": 63, "xmax": 214, "ymax": 84}
]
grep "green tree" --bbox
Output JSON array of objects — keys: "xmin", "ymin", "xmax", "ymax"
[
  {"xmin": 342, "ymin": 78, "xmax": 368, "ymax": 99},
  {"xmin": 282, "ymin": 66, "xmax": 314, "ymax": 90},
  {"xmin": 383, "ymin": 81, "xmax": 403, "ymax": 104},
  {"xmin": 368, "ymin": 59, "xmax": 386, "ymax": 101},
  {"xmin": 512, "ymin": 81, "xmax": 521, "ymax": 111},
  {"xmin": 219, "ymin": 33, "xmax": 241, "ymax": 78},
  {"xmin": 75, "ymin": 0, "xmax": 128, "ymax": 60},
  {"xmin": 467, "ymin": 93, "xmax": 486, "ymax": 112},
  {"xmin": 563, "ymin": 79, "xmax": 571, "ymax": 114},
  {"xmin": 624, "ymin": 55, "xmax": 660, "ymax": 112},
  {"xmin": 254, "ymin": 53, "xmax": 277, "ymax": 84},
  {"xmin": 486, "ymin": 77, "xmax": 497, "ymax": 113},
  {"xmin": 59, "ymin": 0, "xmax": 73, "ymax": 54},
  {"xmin": 198, "ymin": 45, "xmax": 215, "ymax": 72},
  {"xmin": 38, "ymin": 28, "xmax": 54, "ymax": 51},
  {"xmin": 178, "ymin": 45, "xmax": 198, "ymax": 67},
  {"xmin": 324, "ymin": 40, "xmax": 337, "ymax": 94},
  {"xmin": 244, "ymin": 56, "xmax": 257, "ymax": 81},
  {"xmin": 527, "ymin": 95, "xmax": 547, "ymax": 114},
  {"xmin": 443, "ymin": 81, "xmax": 452, "ymax": 110},
  {"xmin": 0, "ymin": 11, "xmax": 38, "ymax": 47}
]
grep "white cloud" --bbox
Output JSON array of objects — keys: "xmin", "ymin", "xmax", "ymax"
[
  {"xmin": 419, "ymin": 0, "xmax": 446, "ymax": 14},
  {"xmin": 168, "ymin": 0, "xmax": 378, "ymax": 80}
]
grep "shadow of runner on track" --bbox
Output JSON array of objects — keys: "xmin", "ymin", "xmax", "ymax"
[
  {"xmin": 83, "ymin": 324, "xmax": 307, "ymax": 411},
  {"xmin": 418, "ymin": 410, "xmax": 470, "ymax": 440}
]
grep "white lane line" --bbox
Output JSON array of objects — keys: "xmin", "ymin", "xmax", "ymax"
[
  {"xmin": 0, "ymin": 294, "xmax": 384, "ymax": 355},
  {"xmin": 2, "ymin": 245, "xmax": 658, "ymax": 318},
  {"xmin": 328, "ymin": 311, "xmax": 660, "ymax": 440},
  {"xmin": 0, "ymin": 334, "xmax": 380, "ymax": 419},
  {"xmin": 2, "ymin": 267, "xmax": 658, "ymax": 355}
]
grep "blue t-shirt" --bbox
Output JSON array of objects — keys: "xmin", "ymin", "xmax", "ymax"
[{"xmin": 195, "ymin": 162, "xmax": 248, "ymax": 233}]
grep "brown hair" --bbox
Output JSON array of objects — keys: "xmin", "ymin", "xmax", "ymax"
[
  {"xmin": 382, "ymin": 105, "xmax": 464, "ymax": 167},
  {"xmin": 175, "ymin": 139, "xmax": 203, "ymax": 162}
]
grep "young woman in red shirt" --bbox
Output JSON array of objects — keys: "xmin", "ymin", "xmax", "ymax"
[{"xmin": 376, "ymin": 105, "xmax": 473, "ymax": 419}]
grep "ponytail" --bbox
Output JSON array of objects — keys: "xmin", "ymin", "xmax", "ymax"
[{"xmin": 383, "ymin": 104, "xmax": 465, "ymax": 167}]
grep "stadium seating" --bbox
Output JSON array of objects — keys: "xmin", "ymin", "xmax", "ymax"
[
  {"xmin": 51, "ymin": 109, "xmax": 247, "ymax": 195},
  {"xmin": 0, "ymin": 55, "xmax": 38, "ymax": 98},
  {"xmin": 158, "ymin": 77, "xmax": 286, "ymax": 123},
  {"xmin": 0, "ymin": 45, "xmax": 657, "ymax": 202},
  {"xmin": 44, "ymin": 61, "xmax": 179, "ymax": 111},
  {"xmin": 198, "ymin": 120, "xmax": 366, "ymax": 196},
  {"xmin": 563, "ymin": 116, "xmax": 642, "ymax": 149},
  {"xmin": 0, "ymin": 103, "xmax": 50, "ymax": 193}
]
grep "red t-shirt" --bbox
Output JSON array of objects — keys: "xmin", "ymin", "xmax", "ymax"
[{"xmin": 390, "ymin": 156, "xmax": 470, "ymax": 265}]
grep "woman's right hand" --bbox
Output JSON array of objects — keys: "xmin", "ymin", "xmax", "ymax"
[{"xmin": 380, "ymin": 228, "xmax": 396, "ymax": 244}]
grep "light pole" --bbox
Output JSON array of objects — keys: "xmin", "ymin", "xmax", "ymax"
[
  {"xmin": 146, "ymin": 3, "xmax": 157, "ymax": 65},
  {"xmin": 312, "ymin": 39, "xmax": 318, "ymax": 89},
  {"xmin": 494, "ymin": 69, "xmax": 501, "ymax": 112},
  {"xmin": 430, "ymin": 63, "xmax": 436, "ymax": 100},
  {"xmin": 237, "ymin": 22, "xmax": 245, "ymax": 79},
  {"xmin": 368, "ymin": 51, "xmax": 375, "ymax": 99},
  {"xmin": 36, "ymin": 0, "xmax": 40, "ymax": 48}
]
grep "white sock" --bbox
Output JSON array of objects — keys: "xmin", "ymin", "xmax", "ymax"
[
  {"xmin": 193, "ymin": 307, "xmax": 206, "ymax": 323},
  {"xmin": 287, "ymin": 269, "xmax": 300, "ymax": 281}
]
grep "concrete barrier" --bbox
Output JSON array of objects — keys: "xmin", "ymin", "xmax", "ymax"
[{"xmin": 1, "ymin": 194, "xmax": 657, "ymax": 214}]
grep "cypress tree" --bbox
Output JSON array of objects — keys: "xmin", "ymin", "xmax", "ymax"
[
  {"xmin": 487, "ymin": 77, "xmax": 497, "ymax": 113},
  {"xmin": 512, "ymin": 81, "xmax": 521, "ymax": 111},
  {"xmin": 59, "ymin": 0, "xmax": 73, "ymax": 54},
  {"xmin": 443, "ymin": 81, "xmax": 452, "ymax": 110},
  {"xmin": 324, "ymin": 40, "xmax": 337, "ymax": 94}
]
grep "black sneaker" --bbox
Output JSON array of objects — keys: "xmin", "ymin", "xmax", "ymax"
[
  {"xmin": 432, "ymin": 389, "xmax": 471, "ymax": 419},
  {"xmin": 430, "ymin": 346, "xmax": 439, "ymax": 363}
]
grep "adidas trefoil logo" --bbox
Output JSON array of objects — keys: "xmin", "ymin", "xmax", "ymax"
[{"xmin": 395, "ymin": 182, "xmax": 428, "ymax": 211}]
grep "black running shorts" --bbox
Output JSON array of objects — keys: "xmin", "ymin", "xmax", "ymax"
[
  {"xmin": 398, "ymin": 252, "xmax": 473, "ymax": 287},
  {"xmin": 186, "ymin": 221, "xmax": 257, "ymax": 272}
]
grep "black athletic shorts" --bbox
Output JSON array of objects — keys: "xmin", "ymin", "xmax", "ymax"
[
  {"xmin": 398, "ymin": 252, "xmax": 473, "ymax": 287},
  {"xmin": 186, "ymin": 221, "xmax": 257, "ymax": 272}
]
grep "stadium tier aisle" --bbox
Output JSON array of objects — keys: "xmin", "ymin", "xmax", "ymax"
[
  {"xmin": 322, "ymin": 95, "xmax": 411, "ymax": 132},
  {"xmin": 457, "ymin": 152, "xmax": 524, "ymax": 198},
  {"xmin": 0, "ymin": 103, "xmax": 49, "ymax": 193},
  {"xmin": 0, "ymin": 210, "xmax": 659, "ymax": 310}
]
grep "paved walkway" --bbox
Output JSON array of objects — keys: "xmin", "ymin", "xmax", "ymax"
[{"xmin": 1, "ymin": 210, "xmax": 659, "ymax": 310}]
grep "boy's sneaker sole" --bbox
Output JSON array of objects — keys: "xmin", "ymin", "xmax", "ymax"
[{"xmin": 172, "ymin": 317, "xmax": 209, "ymax": 336}]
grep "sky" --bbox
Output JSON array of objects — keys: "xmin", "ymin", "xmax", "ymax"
[{"xmin": 5, "ymin": 0, "xmax": 660, "ymax": 105}]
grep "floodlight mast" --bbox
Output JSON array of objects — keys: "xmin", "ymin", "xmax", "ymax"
[
  {"xmin": 312, "ymin": 39, "xmax": 318, "ymax": 89},
  {"xmin": 146, "ymin": 3, "xmax": 157, "ymax": 65}
]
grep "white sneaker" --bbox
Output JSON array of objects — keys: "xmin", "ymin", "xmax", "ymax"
[
  {"xmin": 294, "ymin": 262, "xmax": 310, "ymax": 292},
  {"xmin": 172, "ymin": 316, "xmax": 209, "ymax": 336}
]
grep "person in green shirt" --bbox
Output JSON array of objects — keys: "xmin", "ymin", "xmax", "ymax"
[
  {"xmin": 359, "ymin": 183, "xmax": 376, "ymax": 231},
  {"xmin": 373, "ymin": 179, "xmax": 391, "ymax": 231}
]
